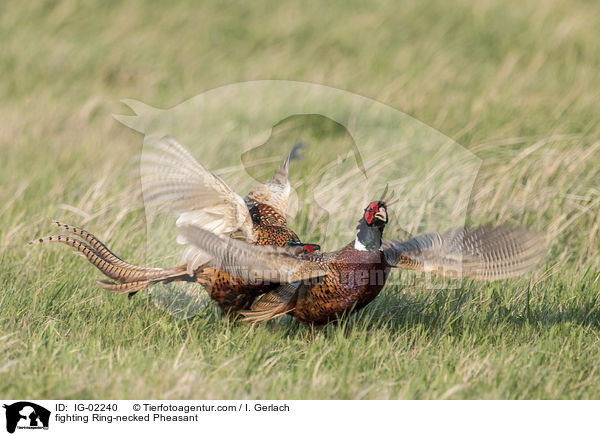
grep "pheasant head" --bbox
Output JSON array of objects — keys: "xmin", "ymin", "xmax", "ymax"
[{"xmin": 354, "ymin": 201, "xmax": 388, "ymax": 251}]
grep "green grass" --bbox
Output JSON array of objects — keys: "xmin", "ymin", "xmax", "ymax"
[{"xmin": 1, "ymin": 0, "xmax": 600, "ymax": 399}]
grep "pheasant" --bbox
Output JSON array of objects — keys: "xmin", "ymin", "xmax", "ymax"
[
  {"xmin": 179, "ymin": 201, "xmax": 544, "ymax": 324},
  {"xmin": 31, "ymin": 136, "xmax": 319, "ymax": 314}
]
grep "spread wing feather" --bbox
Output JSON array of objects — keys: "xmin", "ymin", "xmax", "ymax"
[
  {"xmin": 141, "ymin": 136, "xmax": 256, "ymax": 272},
  {"xmin": 178, "ymin": 226, "xmax": 328, "ymax": 283},
  {"xmin": 382, "ymin": 224, "xmax": 544, "ymax": 280}
]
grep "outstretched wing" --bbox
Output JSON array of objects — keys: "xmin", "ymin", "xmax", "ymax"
[
  {"xmin": 178, "ymin": 226, "xmax": 328, "ymax": 283},
  {"xmin": 382, "ymin": 225, "xmax": 544, "ymax": 280},
  {"xmin": 141, "ymin": 135, "xmax": 256, "ymax": 272}
]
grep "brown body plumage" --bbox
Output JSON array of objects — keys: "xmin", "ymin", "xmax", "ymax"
[
  {"xmin": 290, "ymin": 243, "xmax": 390, "ymax": 324},
  {"xmin": 189, "ymin": 204, "xmax": 305, "ymax": 312},
  {"xmin": 180, "ymin": 201, "xmax": 545, "ymax": 324}
]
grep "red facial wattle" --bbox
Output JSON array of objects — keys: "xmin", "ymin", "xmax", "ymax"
[
  {"xmin": 364, "ymin": 202, "xmax": 379, "ymax": 224},
  {"xmin": 303, "ymin": 244, "xmax": 315, "ymax": 253}
]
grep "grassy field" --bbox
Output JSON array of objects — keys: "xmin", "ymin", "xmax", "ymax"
[{"xmin": 1, "ymin": 0, "xmax": 600, "ymax": 399}]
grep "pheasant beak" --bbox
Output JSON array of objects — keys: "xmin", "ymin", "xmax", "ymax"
[{"xmin": 374, "ymin": 207, "xmax": 388, "ymax": 223}]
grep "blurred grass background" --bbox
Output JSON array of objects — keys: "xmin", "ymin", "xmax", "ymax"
[{"xmin": 1, "ymin": 0, "xmax": 599, "ymax": 399}]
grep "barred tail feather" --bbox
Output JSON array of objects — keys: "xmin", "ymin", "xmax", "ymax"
[
  {"xmin": 51, "ymin": 221, "xmax": 150, "ymax": 271},
  {"xmin": 30, "ymin": 233, "xmax": 191, "ymax": 288},
  {"xmin": 31, "ymin": 234, "xmax": 142, "ymax": 282},
  {"xmin": 97, "ymin": 280, "xmax": 151, "ymax": 294}
]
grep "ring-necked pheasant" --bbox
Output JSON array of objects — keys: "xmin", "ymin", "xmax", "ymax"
[
  {"xmin": 31, "ymin": 136, "xmax": 319, "ymax": 314},
  {"xmin": 179, "ymin": 201, "xmax": 544, "ymax": 324}
]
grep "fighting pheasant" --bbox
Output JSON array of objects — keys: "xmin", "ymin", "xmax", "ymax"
[
  {"xmin": 179, "ymin": 201, "xmax": 544, "ymax": 324},
  {"xmin": 31, "ymin": 136, "xmax": 319, "ymax": 314}
]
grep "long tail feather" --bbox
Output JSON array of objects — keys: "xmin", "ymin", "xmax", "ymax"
[
  {"xmin": 30, "ymin": 234, "xmax": 146, "ymax": 282},
  {"xmin": 30, "ymin": 229, "xmax": 193, "ymax": 291},
  {"xmin": 51, "ymin": 221, "xmax": 150, "ymax": 271},
  {"xmin": 97, "ymin": 280, "xmax": 151, "ymax": 295}
]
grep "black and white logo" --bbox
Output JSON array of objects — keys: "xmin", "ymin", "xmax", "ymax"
[{"xmin": 3, "ymin": 402, "xmax": 50, "ymax": 434}]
